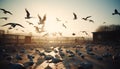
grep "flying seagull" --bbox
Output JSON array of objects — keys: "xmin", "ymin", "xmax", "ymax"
[
  {"xmin": 56, "ymin": 18, "xmax": 61, "ymax": 21},
  {"xmin": 103, "ymin": 22, "xmax": 106, "ymax": 24},
  {"xmin": 80, "ymin": 31, "xmax": 88, "ymax": 35},
  {"xmin": 82, "ymin": 16, "xmax": 91, "ymax": 21},
  {"xmin": 112, "ymin": 9, "xmax": 120, "ymax": 15},
  {"xmin": 38, "ymin": 14, "xmax": 46, "ymax": 25},
  {"xmin": 72, "ymin": 33, "xmax": 76, "ymax": 36},
  {"xmin": 89, "ymin": 19, "xmax": 94, "ymax": 23},
  {"xmin": 26, "ymin": 21, "xmax": 34, "ymax": 25},
  {"xmin": 0, "ymin": 17, "xmax": 8, "ymax": 20},
  {"xmin": 62, "ymin": 24, "xmax": 67, "ymax": 28},
  {"xmin": 0, "ymin": 8, "xmax": 13, "ymax": 15},
  {"xmin": 73, "ymin": 12, "xmax": 77, "ymax": 20},
  {"xmin": 25, "ymin": 8, "xmax": 33, "ymax": 19},
  {"xmin": 2, "ymin": 23, "xmax": 24, "ymax": 29}
]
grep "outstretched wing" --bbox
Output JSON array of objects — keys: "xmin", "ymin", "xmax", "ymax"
[
  {"xmin": 6, "ymin": 11, "xmax": 13, "ymax": 15},
  {"xmin": 114, "ymin": 9, "xmax": 118, "ymax": 13},
  {"xmin": 73, "ymin": 12, "xmax": 77, "ymax": 20},
  {"xmin": 0, "ymin": 8, "xmax": 6, "ymax": 11},
  {"xmin": 25, "ymin": 8, "xmax": 30, "ymax": 17},
  {"xmin": 16, "ymin": 24, "xmax": 24, "ymax": 28},
  {"xmin": 42, "ymin": 14, "xmax": 46, "ymax": 22},
  {"xmin": 38, "ymin": 14, "xmax": 42, "ymax": 22},
  {"xmin": 2, "ymin": 23, "xmax": 14, "ymax": 26}
]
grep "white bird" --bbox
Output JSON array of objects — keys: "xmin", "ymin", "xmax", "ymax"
[{"xmin": 38, "ymin": 14, "xmax": 46, "ymax": 25}]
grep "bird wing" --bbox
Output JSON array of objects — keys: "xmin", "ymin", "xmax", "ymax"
[
  {"xmin": 115, "ymin": 9, "xmax": 118, "ymax": 13},
  {"xmin": 0, "ymin": 8, "xmax": 6, "ymax": 11},
  {"xmin": 2, "ymin": 23, "xmax": 14, "ymax": 26},
  {"xmin": 38, "ymin": 14, "xmax": 42, "ymax": 22},
  {"xmin": 16, "ymin": 24, "xmax": 24, "ymax": 28},
  {"xmin": 62, "ymin": 24, "xmax": 67, "ymax": 28},
  {"xmin": 73, "ymin": 12, "xmax": 77, "ymax": 20},
  {"xmin": 6, "ymin": 11, "xmax": 13, "ymax": 15},
  {"xmin": 25, "ymin": 8, "xmax": 30, "ymax": 17},
  {"xmin": 42, "ymin": 14, "xmax": 46, "ymax": 22}
]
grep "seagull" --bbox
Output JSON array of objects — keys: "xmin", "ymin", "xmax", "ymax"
[
  {"xmin": 58, "ymin": 32, "xmax": 62, "ymax": 36},
  {"xmin": 34, "ymin": 26, "xmax": 40, "ymax": 33},
  {"xmin": 1, "ymin": 23, "xmax": 24, "ymax": 29},
  {"xmin": 0, "ymin": 8, "xmax": 13, "ymax": 15},
  {"xmin": 26, "ymin": 21, "xmax": 34, "ymax": 25},
  {"xmin": 38, "ymin": 14, "xmax": 46, "ymax": 25},
  {"xmin": 25, "ymin": 8, "xmax": 33, "ymax": 19},
  {"xmin": 72, "ymin": 33, "xmax": 76, "ymax": 36},
  {"xmin": 0, "ymin": 17, "xmax": 8, "ymax": 20},
  {"xmin": 73, "ymin": 12, "xmax": 77, "ymax": 20},
  {"xmin": 89, "ymin": 19, "xmax": 94, "ymax": 23},
  {"xmin": 112, "ymin": 9, "xmax": 120, "ymax": 15},
  {"xmin": 56, "ymin": 18, "xmax": 61, "ymax": 21},
  {"xmin": 62, "ymin": 24, "xmax": 67, "ymax": 28},
  {"xmin": 80, "ymin": 31, "xmax": 88, "ymax": 35},
  {"xmin": 103, "ymin": 22, "xmax": 106, "ymax": 24},
  {"xmin": 82, "ymin": 16, "xmax": 91, "ymax": 21}
]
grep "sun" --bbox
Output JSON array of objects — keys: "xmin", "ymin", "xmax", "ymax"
[{"xmin": 45, "ymin": 22, "xmax": 62, "ymax": 33}]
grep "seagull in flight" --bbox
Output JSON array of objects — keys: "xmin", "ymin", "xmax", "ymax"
[
  {"xmin": 112, "ymin": 9, "xmax": 120, "ymax": 15},
  {"xmin": 0, "ymin": 8, "xmax": 13, "ymax": 15},
  {"xmin": 72, "ymin": 33, "xmax": 76, "ymax": 36},
  {"xmin": 1, "ymin": 23, "xmax": 24, "ymax": 29},
  {"xmin": 38, "ymin": 14, "xmax": 46, "ymax": 25},
  {"xmin": 25, "ymin": 8, "xmax": 33, "ymax": 19},
  {"xmin": 82, "ymin": 16, "xmax": 91, "ymax": 21},
  {"xmin": 80, "ymin": 31, "xmax": 88, "ymax": 35},
  {"xmin": 0, "ymin": 17, "xmax": 8, "ymax": 20},
  {"xmin": 62, "ymin": 24, "xmax": 67, "ymax": 28},
  {"xmin": 89, "ymin": 19, "xmax": 94, "ymax": 23},
  {"xmin": 56, "ymin": 18, "xmax": 61, "ymax": 21},
  {"xmin": 26, "ymin": 21, "xmax": 34, "ymax": 25},
  {"xmin": 73, "ymin": 12, "xmax": 77, "ymax": 20}
]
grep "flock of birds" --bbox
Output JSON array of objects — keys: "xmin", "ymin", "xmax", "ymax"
[
  {"xmin": 0, "ymin": 8, "xmax": 120, "ymax": 37},
  {"xmin": 0, "ymin": 43, "xmax": 120, "ymax": 69}
]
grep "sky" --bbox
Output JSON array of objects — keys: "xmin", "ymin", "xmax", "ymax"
[{"xmin": 0, "ymin": 0, "xmax": 120, "ymax": 37}]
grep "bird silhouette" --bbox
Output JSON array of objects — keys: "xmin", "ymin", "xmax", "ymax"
[
  {"xmin": 26, "ymin": 21, "xmax": 34, "ymax": 25},
  {"xmin": 82, "ymin": 16, "xmax": 91, "ymax": 21},
  {"xmin": 38, "ymin": 14, "xmax": 46, "ymax": 25},
  {"xmin": 73, "ymin": 12, "xmax": 77, "ymax": 20},
  {"xmin": 89, "ymin": 19, "xmax": 94, "ymax": 23},
  {"xmin": 103, "ymin": 22, "xmax": 106, "ymax": 24},
  {"xmin": 0, "ymin": 8, "xmax": 12, "ymax": 15},
  {"xmin": 2, "ymin": 23, "xmax": 24, "ymax": 29},
  {"xmin": 72, "ymin": 33, "xmax": 76, "ymax": 36},
  {"xmin": 56, "ymin": 18, "xmax": 61, "ymax": 21},
  {"xmin": 80, "ymin": 31, "xmax": 88, "ymax": 35},
  {"xmin": 112, "ymin": 9, "xmax": 120, "ymax": 15},
  {"xmin": 34, "ymin": 26, "xmax": 40, "ymax": 33},
  {"xmin": 62, "ymin": 24, "xmax": 67, "ymax": 28},
  {"xmin": 0, "ymin": 17, "xmax": 8, "ymax": 20},
  {"xmin": 25, "ymin": 8, "xmax": 33, "ymax": 19}
]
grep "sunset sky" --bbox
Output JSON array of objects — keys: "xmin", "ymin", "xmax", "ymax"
[{"xmin": 0, "ymin": 0, "xmax": 120, "ymax": 37}]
